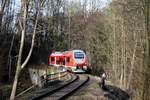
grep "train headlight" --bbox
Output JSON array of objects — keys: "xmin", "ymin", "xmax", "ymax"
[{"xmin": 83, "ymin": 66, "xmax": 87, "ymax": 70}]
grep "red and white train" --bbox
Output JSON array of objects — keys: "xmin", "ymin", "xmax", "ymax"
[{"xmin": 49, "ymin": 49, "xmax": 90, "ymax": 72}]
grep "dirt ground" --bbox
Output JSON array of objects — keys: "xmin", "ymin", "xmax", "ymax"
[{"xmin": 67, "ymin": 75, "xmax": 130, "ymax": 100}]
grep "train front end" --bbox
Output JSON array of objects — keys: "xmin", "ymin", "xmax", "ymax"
[{"xmin": 72, "ymin": 50, "xmax": 89, "ymax": 72}]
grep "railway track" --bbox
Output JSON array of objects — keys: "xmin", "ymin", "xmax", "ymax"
[{"xmin": 32, "ymin": 74, "xmax": 89, "ymax": 100}]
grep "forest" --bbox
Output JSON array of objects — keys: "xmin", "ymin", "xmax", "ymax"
[{"xmin": 0, "ymin": 0, "xmax": 150, "ymax": 100}]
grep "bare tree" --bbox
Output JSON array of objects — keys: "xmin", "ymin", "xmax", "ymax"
[
  {"xmin": 142, "ymin": 0, "xmax": 150, "ymax": 99},
  {"xmin": 0, "ymin": 0, "xmax": 8, "ymax": 32},
  {"xmin": 9, "ymin": 0, "xmax": 45, "ymax": 100}
]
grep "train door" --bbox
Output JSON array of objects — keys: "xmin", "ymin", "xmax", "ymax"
[
  {"xmin": 59, "ymin": 56, "xmax": 64, "ymax": 66},
  {"xmin": 56, "ymin": 56, "xmax": 64, "ymax": 66},
  {"xmin": 50, "ymin": 56, "xmax": 56, "ymax": 65},
  {"xmin": 61, "ymin": 56, "xmax": 65, "ymax": 66},
  {"xmin": 56, "ymin": 56, "xmax": 61, "ymax": 66},
  {"xmin": 65, "ymin": 56, "xmax": 70, "ymax": 67}
]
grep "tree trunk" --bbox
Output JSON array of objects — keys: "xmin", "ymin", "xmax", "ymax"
[
  {"xmin": 9, "ymin": 1, "xmax": 28, "ymax": 99},
  {"xmin": 127, "ymin": 38, "xmax": 137, "ymax": 89},
  {"xmin": 0, "ymin": 0, "xmax": 8, "ymax": 33},
  {"xmin": 8, "ymin": 34, "xmax": 15, "ymax": 82},
  {"xmin": 9, "ymin": 1, "xmax": 45, "ymax": 99},
  {"xmin": 21, "ymin": 6, "xmax": 41, "ymax": 69},
  {"xmin": 112, "ymin": 13, "xmax": 117, "ymax": 82},
  {"xmin": 120, "ymin": 17, "xmax": 125, "ymax": 88},
  {"xmin": 9, "ymin": 68, "xmax": 20, "ymax": 100},
  {"xmin": 143, "ymin": 1, "xmax": 150, "ymax": 100}
]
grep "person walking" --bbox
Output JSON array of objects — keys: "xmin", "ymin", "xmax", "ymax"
[{"xmin": 100, "ymin": 70, "xmax": 107, "ymax": 89}]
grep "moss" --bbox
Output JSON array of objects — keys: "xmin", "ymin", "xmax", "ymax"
[{"xmin": 0, "ymin": 85, "xmax": 12, "ymax": 99}]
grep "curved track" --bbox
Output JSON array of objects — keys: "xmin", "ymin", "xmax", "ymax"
[{"xmin": 32, "ymin": 74, "xmax": 89, "ymax": 100}]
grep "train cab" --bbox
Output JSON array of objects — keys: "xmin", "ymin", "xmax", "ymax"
[{"xmin": 63, "ymin": 50, "xmax": 89, "ymax": 72}]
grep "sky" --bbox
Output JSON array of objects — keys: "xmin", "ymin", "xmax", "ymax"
[
  {"xmin": 14, "ymin": 0, "xmax": 111, "ymax": 10},
  {"xmin": 68, "ymin": 0, "xmax": 111, "ymax": 10},
  {"xmin": 14, "ymin": 0, "xmax": 111, "ymax": 15}
]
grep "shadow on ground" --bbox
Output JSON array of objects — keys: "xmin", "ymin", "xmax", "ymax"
[{"xmin": 101, "ymin": 85, "xmax": 130, "ymax": 100}]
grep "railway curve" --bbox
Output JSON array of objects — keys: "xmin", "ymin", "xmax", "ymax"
[{"xmin": 33, "ymin": 74, "xmax": 89, "ymax": 100}]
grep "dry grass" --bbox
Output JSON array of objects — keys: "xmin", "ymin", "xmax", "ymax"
[{"xmin": 68, "ymin": 76, "xmax": 108, "ymax": 100}]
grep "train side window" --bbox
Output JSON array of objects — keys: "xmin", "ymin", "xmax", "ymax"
[
  {"xmin": 67, "ymin": 57, "xmax": 70, "ymax": 62},
  {"xmin": 51, "ymin": 57, "xmax": 55, "ymax": 62}
]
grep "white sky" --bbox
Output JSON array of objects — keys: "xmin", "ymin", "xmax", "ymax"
[
  {"xmin": 14, "ymin": 0, "xmax": 111, "ymax": 13},
  {"xmin": 68, "ymin": 0, "xmax": 111, "ymax": 9}
]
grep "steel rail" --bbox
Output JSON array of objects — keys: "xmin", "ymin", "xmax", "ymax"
[
  {"xmin": 34, "ymin": 75, "xmax": 89, "ymax": 100},
  {"xmin": 31, "ymin": 74, "xmax": 78, "ymax": 100}
]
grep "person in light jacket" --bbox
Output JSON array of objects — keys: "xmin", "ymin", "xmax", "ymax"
[{"xmin": 100, "ymin": 69, "xmax": 107, "ymax": 89}]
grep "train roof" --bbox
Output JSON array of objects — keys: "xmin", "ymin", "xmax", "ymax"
[
  {"xmin": 50, "ymin": 51, "xmax": 63, "ymax": 56},
  {"xmin": 72, "ymin": 49, "xmax": 84, "ymax": 52},
  {"xmin": 50, "ymin": 49, "xmax": 85, "ymax": 57}
]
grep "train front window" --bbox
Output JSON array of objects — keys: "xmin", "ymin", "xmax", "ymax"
[{"xmin": 74, "ymin": 52, "xmax": 84, "ymax": 59}]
